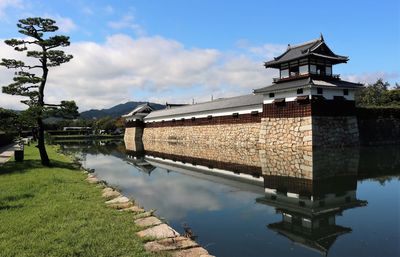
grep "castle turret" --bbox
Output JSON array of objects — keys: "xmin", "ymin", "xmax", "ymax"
[{"xmin": 254, "ymin": 35, "xmax": 363, "ymax": 148}]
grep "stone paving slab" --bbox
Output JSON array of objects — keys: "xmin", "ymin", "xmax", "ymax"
[
  {"xmin": 134, "ymin": 216, "xmax": 162, "ymax": 227},
  {"xmin": 0, "ymin": 151, "xmax": 13, "ymax": 157},
  {"xmin": 144, "ymin": 236, "xmax": 198, "ymax": 252},
  {"xmin": 107, "ymin": 202, "xmax": 134, "ymax": 209},
  {"xmin": 137, "ymin": 224, "xmax": 179, "ymax": 239},
  {"xmin": 0, "ymin": 143, "xmax": 17, "ymax": 165},
  {"xmin": 102, "ymin": 188, "xmax": 121, "ymax": 199},
  {"xmin": 171, "ymin": 247, "xmax": 211, "ymax": 257},
  {"xmin": 119, "ymin": 206, "xmax": 145, "ymax": 213},
  {"xmin": 86, "ymin": 175, "xmax": 99, "ymax": 184},
  {"xmin": 105, "ymin": 196, "xmax": 130, "ymax": 204},
  {"xmin": 133, "ymin": 210, "xmax": 154, "ymax": 220}
]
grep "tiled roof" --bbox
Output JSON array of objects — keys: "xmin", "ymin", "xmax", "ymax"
[
  {"xmin": 265, "ymin": 36, "xmax": 348, "ymax": 68},
  {"xmin": 253, "ymin": 77, "xmax": 363, "ymax": 94},
  {"xmin": 145, "ymin": 94, "xmax": 263, "ymax": 120},
  {"xmin": 122, "ymin": 103, "xmax": 153, "ymax": 117}
]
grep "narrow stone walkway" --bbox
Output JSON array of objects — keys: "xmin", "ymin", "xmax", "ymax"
[
  {"xmin": 0, "ymin": 143, "xmax": 18, "ymax": 165},
  {"xmin": 85, "ymin": 172, "xmax": 215, "ymax": 257}
]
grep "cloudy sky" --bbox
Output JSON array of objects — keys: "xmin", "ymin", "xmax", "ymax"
[{"xmin": 0, "ymin": 0, "xmax": 399, "ymax": 111}]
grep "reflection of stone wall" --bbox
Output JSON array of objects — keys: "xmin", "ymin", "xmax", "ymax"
[
  {"xmin": 143, "ymin": 141, "xmax": 261, "ymax": 171},
  {"xmin": 143, "ymin": 123, "xmax": 261, "ymax": 148},
  {"xmin": 312, "ymin": 147, "xmax": 359, "ymax": 180},
  {"xmin": 260, "ymin": 147, "xmax": 359, "ymax": 180},
  {"xmin": 260, "ymin": 147, "xmax": 313, "ymax": 179},
  {"xmin": 313, "ymin": 116, "xmax": 359, "ymax": 147},
  {"xmin": 259, "ymin": 117, "xmax": 312, "ymax": 148}
]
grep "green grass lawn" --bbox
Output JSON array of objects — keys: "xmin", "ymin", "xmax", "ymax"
[{"xmin": 0, "ymin": 145, "xmax": 160, "ymax": 257}]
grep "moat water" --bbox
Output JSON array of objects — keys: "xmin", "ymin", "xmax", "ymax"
[{"xmin": 59, "ymin": 140, "xmax": 400, "ymax": 257}]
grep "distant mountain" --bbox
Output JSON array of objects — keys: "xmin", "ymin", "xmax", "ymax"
[{"xmin": 80, "ymin": 101, "xmax": 165, "ymax": 119}]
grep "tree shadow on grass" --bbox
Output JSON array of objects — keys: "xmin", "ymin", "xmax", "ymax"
[
  {"xmin": 0, "ymin": 159, "xmax": 80, "ymax": 176},
  {"xmin": 0, "ymin": 194, "xmax": 34, "ymax": 211},
  {"xmin": 0, "ymin": 204, "xmax": 24, "ymax": 211}
]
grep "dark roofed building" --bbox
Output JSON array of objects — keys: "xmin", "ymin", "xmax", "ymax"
[
  {"xmin": 145, "ymin": 94, "xmax": 263, "ymax": 122},
  {"xmin": 264, "ymin": 34, "xmax": 348, "ymax": 70},
  {"xmin": 254, "ymin": 34, "xmax": 363, "ymax": 101}
]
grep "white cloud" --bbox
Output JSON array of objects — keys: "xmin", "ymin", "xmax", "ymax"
[
  {"xmin": 0, "ymin": 34, "xmax": 282, "ymax": 111},
  {"xmin": 0, "ymin": 0, "xmax": 23, "ymax": 19},
  {"xmin": 342, "ymin": 72, "xmax": 399, "ymax": 85},
  {"xmin": 45, "ymin": 14, "xmax": 76, "ymax": 33},
  {"xmin": 108, "ymin": 15, "xmax": 145, "ymax": 37},
  {"xmin": 236, "ymin": 39, "xmax": 287, "ymax": 60}
]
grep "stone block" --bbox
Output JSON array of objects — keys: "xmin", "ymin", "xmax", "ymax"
[
  {"xmin": 299, "ymin": 124, "xmax": 312, "ymax": 131},
  {"xmin": 135, "ymin": 216, "xmax": 163, "ymax": 227},
  {"xmin": 105, "ymin": 196, "xmax": 130, "ymax": 204},
  {"xmin": 303, "ymin": 135, "xmax": 312, "ymax": 142},
  {"xmin": 137, "ymin": 224, "xmax": 180, "ymax": 239},
  {"xmin": 119, "ymin": 206, "xmax": 145, "ymax": 213},
  {"xmin": 102, "ymin": 188, "xmax": 121, "ymax": 199},
  {"xmin": 144, "ymin": 236, "xmax": 198, "ymax": 252},
  {"xmin": 171, "ymin": 247, "xmax": 210, "ymax": 257}
]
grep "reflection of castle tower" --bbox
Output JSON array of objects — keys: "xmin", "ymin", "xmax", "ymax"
[
  {"xmin": 257, "ymin": 147, "xmax": 367, "ymax": 256},
  {"xmin": 125, "ymin": 139, "xmax": 156, "ymax": 174}
]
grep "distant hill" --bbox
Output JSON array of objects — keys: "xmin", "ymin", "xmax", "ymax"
[{"xmin": 80, "ymin": 101, "xmax": 165, "ymax": 119}]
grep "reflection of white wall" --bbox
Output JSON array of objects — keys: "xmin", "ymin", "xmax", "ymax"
[
  {"xmin": 146, "ymin": 156, "xmax": 264, "ymax": 187},
  {"xmin": 264, "ymin": 189, "xmax": 356, "ymax": 209}
]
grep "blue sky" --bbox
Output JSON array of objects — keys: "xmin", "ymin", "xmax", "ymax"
[{"xmin": 0, "ymin": 0, "xmax": 399, "ymax": 110}]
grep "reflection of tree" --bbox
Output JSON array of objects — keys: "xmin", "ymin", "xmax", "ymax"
[
  {"xmin": 59, "ymin": 140, "xmax": 125, "ymax": 157},
  {"xmin": 358, "ymin": 146, "xmax": 400, "ymax": 183}
]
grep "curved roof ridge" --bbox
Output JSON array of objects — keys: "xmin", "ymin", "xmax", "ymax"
[{"xmin": 288, "ymin": 37, "xmax": 321, "ymax": 49}]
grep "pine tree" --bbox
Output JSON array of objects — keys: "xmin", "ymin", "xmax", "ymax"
[{"xmin": 1, "ymin": 17, "xmax": 78, "ymax": 166}]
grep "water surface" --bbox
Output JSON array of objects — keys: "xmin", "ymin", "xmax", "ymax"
[{"xmin": 60, "ymin": 140, "xmax": 400, "ymax": 257}]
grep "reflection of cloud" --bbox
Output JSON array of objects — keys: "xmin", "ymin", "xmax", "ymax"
[
  {"xmin": 85, "ymin": 154, "xmax": 265, "ymax": 221},
  {"xmin": 87, "ymin": 155, "xmax": 222, "ymax": 220}
]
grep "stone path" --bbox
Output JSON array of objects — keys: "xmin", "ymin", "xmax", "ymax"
[
  {"xmin": 0, "ymin": 143, "xmax": 18, "ymax": 165},
  {"xmin": 85, "ymin": 172, "xmax": 215, "ymax": 257}
]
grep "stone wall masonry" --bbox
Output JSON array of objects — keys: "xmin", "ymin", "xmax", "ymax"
[
  {"xmin": 259, "ymin": 117, "xmax": 312, "ymax": 148},
  {"xmin": 143, "ymin": 122, "xmax": 261, "ymax": 148},
  {"xmin": 312, "ymin": 116, "xmax": 359, "ymax": 147}
]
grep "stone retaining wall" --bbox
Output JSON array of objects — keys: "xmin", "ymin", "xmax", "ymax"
[
  {"xmin": 313, "ymin": 116, "xmax": 359, "ymax": 147},
  {"xmin": 259, "ymin": 117, "xmax": 312, "ymax": 148},
  {"xmin": 126, "ymin": 105, "xmax": 400, "ymax": 149},
  {"xmin": 143, "ymin": 123, "xmax": 261, "ymax": 148}
]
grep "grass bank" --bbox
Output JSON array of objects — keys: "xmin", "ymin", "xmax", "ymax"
[{"xmin": 0, "ymin": 145, "xmax": 159, "ymax": 257}]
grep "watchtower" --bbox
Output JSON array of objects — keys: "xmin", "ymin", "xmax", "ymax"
[{"xmin": 254, "ymin": 35, "xmax": 363, "ymax": 148}]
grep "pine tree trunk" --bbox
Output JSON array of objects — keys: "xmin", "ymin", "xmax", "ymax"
[{"xmin": 37, "ymin": 116, "xmax": 50, "ymax": 166}]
